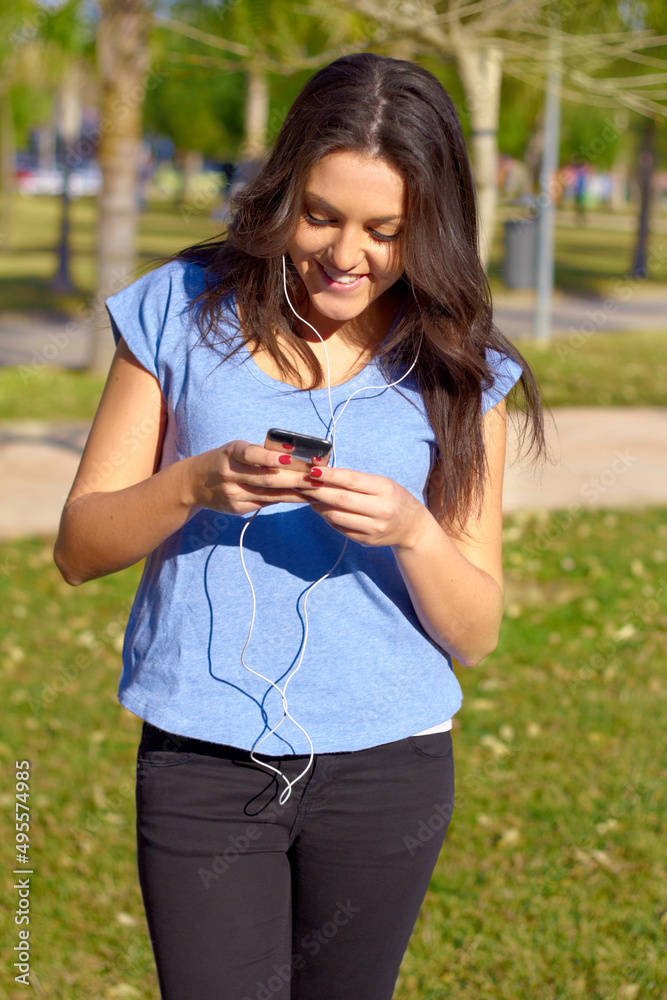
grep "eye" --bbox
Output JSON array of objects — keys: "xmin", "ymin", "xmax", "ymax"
[
  {"xmin": 304, "ymin": 212, "xmax": 400, "ymax": 244},
  {"xmin": 369, "ymin": 229, "xmax": 401, "ymax": 244},
  {"xmin": 304, "ymin": 211, "xmax": 333, "ymax": 227}
]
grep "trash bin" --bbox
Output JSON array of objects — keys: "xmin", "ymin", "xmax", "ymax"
[{"xmin": 503, "ymin": 217, "xmax": 537, "ymax": 289}]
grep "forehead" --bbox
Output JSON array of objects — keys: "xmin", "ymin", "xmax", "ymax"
[{"xmin": 304, "ymin": 151, "xmax": 406, "ymax": 215}]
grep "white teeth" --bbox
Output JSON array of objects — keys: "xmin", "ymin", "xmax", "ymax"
[{"xmin": 321, "ymin": 265, "xmax": 363, "ymax": 284}]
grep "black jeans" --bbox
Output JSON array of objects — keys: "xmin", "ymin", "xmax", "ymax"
[{"xmin": 135, "ymin": 721, "xmax": 455, "ymax": 1000}]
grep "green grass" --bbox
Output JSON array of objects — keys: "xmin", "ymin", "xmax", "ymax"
[
  {"xmin": 0, "ymin": 195, "xmax": 220, "ymax": 314},
  {"xmin": 488, "ymin": 213, "xmax": 667, "ymax": 295},
  {"xmin": 0, "ymin": 367, "xmax": 106, "ymax": 422},
  {"xmin": 1, "ymin": 509, "xmax": 666, "ymax": 998},
  {"xmin": 518, "ymin": 330, "xmax": 667, "ymax": 407},
  {"xmin": 0, "ymin": 329, "xmax": 665, "ymax": 423},
  {"xmin": 1, "ymin": 195, "xmax": 666, "ymax": 311}
]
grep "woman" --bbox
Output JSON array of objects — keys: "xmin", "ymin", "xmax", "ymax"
[{"xmin": 55, "ymin": 53, "xmax": 545, "ymax": 1000}]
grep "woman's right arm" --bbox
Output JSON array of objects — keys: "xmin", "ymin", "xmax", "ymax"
[{"xmin": 54, "ymin": 337, "xmax": 310, "ymax": 586}]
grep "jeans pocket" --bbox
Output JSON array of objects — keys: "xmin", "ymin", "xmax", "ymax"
[
  {"xmin": 408, "ymin": 731, "xmax": 454, "ymax": 760},
  {"xmin": 137, "ymin": 722, "xmax": 199, "ymax": 767}
]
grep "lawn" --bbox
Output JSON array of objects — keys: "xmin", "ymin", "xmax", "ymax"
[
  {"xmin": 0, "ymin": 327, "xmax": 665, "ymax": 422},
  {"xmin": 2, "ymin": 195, "xmax": 666, "ymax": 312},
  {"xmin": 1, "ymin": 508, "xmax": 666, "ymax": 999},
  {"xmin": 487, "ymin": 211, "xmax": 667, "ymax": 296},
  {"xmin": 0, "ymin": 195, "xmax": 219, "ymax": 316},
  {"xmin": 0, "ymin": 196, "xmax": 666, "ymax": 419}
]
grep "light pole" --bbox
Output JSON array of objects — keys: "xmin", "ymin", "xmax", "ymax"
[
  {"xmin": 534, "ymin": 27, "xmax": 562, "ymax": 344},
  {"xmin": 51, "ymin": 67, "xmax": 82, "ymax": 295}
]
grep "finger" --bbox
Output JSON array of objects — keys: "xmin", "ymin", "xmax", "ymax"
[
  {"xmin": 227, "ymin": 455, "xmax": 316, "ymax": 489},
  {"xmin": 229, "ymin": 441, "xmax": 304, "ymax": 471},
  {"xmin": 309, "ymin": 504, "xmax": 376, "ymax": 537},
  {"xmin": 243, "ymin": 485, "xmax": 312, "ymax": 504},
  {"xmin": 302, "ymin": 465, "xmax": 382, "ymax": 494},
  {"xmin": 295, "ymin": 485, "xmax": 382, "ymax": 517}
]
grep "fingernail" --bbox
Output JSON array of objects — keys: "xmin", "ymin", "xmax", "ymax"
[
  {"xmin": 309, "ymin": 467, "xmax": 322, "ymax": 478},
  {"xmin": 278, "ymin": 455, "xmax": 291, "ymax": 465},
  {"xmin": 282, "ymin": 443, "xmax": 294, "ymax": 451},
  {"xmin": 312, "ymin": 455, "xmax": 323, "ymax": 463}
]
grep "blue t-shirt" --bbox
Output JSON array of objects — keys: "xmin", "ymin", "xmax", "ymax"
[{"xmin": 105, "ymin": 260, "xmax": 522, "ymax": 754}]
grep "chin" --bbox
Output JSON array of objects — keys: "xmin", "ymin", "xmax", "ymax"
[{"xmin": 310, "ymin": 287, "xmax": 374, "ymax": 317}]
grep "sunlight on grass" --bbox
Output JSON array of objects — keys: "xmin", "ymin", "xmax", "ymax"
[
  {"xmin": 0, "ymin": 329, "xmax": 665, "ymax": 422},
  {"xmin": 0, "ymin": 195, "xmax": 221, "ymax": 314},
  {"xmin": 488, "ymin": 214, "xmax": 667, "ymax": 294},
  {"xmin": 1, "ymin": 508, "xmax": 665, "ymax": 999},
  {"xmin": 519, "ymin": 330, "xmax": 667, "ymax": 407},
  {"xmin": 0, "ymin": 368, "xmax": 106, "ymax": 421}
]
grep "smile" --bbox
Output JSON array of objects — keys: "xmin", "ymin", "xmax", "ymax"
[{"xmin": 317, "ymin": 261, "xmax": 368, "ymax": 290}]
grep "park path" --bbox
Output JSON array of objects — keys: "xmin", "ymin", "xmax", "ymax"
[
  {"xmin": 1, "ymin": 407, "xmax": 666, "ymax": 541},
  {"xmin": 1, "ymin": 298, "xmax": 666, "ymax": 540}
]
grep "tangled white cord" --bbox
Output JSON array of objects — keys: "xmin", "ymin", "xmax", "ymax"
[{"xmin": 237, "ymin": 255, "xmax": 421, "ymax": 803}]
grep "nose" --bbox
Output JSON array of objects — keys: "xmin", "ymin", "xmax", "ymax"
[{"xmin": 328, "ymin": 224, "xmax": 366, "ymax": 273}]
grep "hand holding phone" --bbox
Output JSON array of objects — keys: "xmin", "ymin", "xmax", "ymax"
[{"xmin": 264, "ymin": 428, "xmax": 332, "ymax": 472}]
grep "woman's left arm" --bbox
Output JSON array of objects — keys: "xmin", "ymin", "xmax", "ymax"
[{"xmin": 298, "ymin": 399, "xmax": 508, "ymax": 668}]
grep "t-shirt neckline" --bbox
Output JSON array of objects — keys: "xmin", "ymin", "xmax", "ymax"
[{"xmin": 229, "ymin": 292, "xmax": 406, "ymax": 397}]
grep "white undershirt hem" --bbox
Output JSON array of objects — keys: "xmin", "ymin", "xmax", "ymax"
[{"xmin": 413, "ymin": 718, "xmax": 452, "ymax": 736}]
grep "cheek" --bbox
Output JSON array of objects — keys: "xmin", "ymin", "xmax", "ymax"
[
  {"xmin": 376, "ymin": 248, "xmax": 403, "ymax": 283},
  {"xmin": 290, "ymin": 223, "xmax": 325, "ymax": 260}
]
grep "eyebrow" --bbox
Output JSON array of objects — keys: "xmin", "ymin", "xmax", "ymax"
[{"xmin": 304, "ymin": 192, "xmax": 405, "ymax": 224}]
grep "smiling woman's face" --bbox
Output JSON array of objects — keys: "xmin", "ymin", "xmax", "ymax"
[{"xmin": 286, "ymin": 150, "xmax": 407, "ymax": 335}]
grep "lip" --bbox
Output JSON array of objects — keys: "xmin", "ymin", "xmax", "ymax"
[{"xmin": 316, "ymin": 260, "xmax": 368, "ymax": 291}]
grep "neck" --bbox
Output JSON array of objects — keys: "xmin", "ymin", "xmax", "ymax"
[{"xmin": 293, "ymin": 285, "xmax": 405, "ymax": 354}]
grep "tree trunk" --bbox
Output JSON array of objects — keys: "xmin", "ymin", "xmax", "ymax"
[
  {"xmin": 631, "ymin": 117, "xmax": 655, "ymax": 279},
  {"xmin": 0, "ymin": 84, "xmax": 15, "ymax": 251},
  {"xmin": 37, "ymin": 122, "xmax": 56, "ymax": 171},
  {"xmin": 242, "ymin": 67, "xmax": 269, "ymax": 161},
  {"xmin": 91, "ymin": 0, "xmax": 152, "ymax": 374},
  {"xmin": 454, "ymin": 44, "xmax": 503, "ymax": 268},
  {"xmin": 181, "ymin": 149, "xmax": 204, "ymax": 205},
  {"xmin": 610, "ymin": 162, "xmax": 628, "ymax": 213}
]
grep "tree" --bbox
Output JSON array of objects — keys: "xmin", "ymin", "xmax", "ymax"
[
  {"xmin": 0, "ymin": 0, "xmax": 44, "ymax": 249},
  {"xmin": 337, "ymin": 0, "xmax": 667, "ymax": 266},
  {"xmin": 157, "ymin": 0, "xmax": 373, "ymax": 160},
  {"xmin": 91, "ymin": 0, "xmax": 153, "ymax": 374}
]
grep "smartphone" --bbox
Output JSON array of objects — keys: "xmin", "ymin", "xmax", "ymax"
[{"xmin": 265, "ymin": 428, "xmax": 332, "ymax": 471}]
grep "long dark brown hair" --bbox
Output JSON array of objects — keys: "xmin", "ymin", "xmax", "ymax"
[{"xmin": 173, "ymin": 52, "xmax": 547, "ymax": 536}]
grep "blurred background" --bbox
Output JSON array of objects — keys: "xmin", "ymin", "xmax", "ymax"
[{"xmin": 0, "ymin": 2, "xmax": 666, "ymax": 999}]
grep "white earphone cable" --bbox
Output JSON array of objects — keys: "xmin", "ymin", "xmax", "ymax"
[{"xmin": 236, "ymin": 255, "xmax": 421, "ymax": 802}]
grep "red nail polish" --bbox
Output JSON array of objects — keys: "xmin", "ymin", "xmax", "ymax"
[
  {"xmin": 278, "ymin": 455, "xmax": 291, "ymax": 465},
  {"xmin": 282, "ymin": 443, "xmax": 294, "ymax": 451},
  {"xmin": 312, "ymin": 455, "xmax": 323, "ymax": 463},
  {"xmin": 309, "ymin": 467, "xmax": 322, "ymax": 478}
]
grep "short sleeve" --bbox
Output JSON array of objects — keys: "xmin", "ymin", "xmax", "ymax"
[
  {"xmin": 481, "ymin": 348, "xmax": 523, "ymax": 415},
  {"xmin": 104, "ymin": 263, "xmax": 178, "ymax": 380}
]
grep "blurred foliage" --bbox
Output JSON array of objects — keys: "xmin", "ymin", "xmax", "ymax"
[
  {"xmin": 144, "ymin": 68, "xmax": 246, "ymax": 160},
  {"xmin": 3, "ymin": 0, "xmax": 667, "ymax": 170}
]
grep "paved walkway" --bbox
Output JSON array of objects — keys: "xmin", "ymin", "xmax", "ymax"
[
  {"xmin": 1, "ymin": 407, "xmax": 665, "ymax": 541},
  {"xmin": 493, "ymin": 286, "xmax": 667, "ymax": 340}
]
